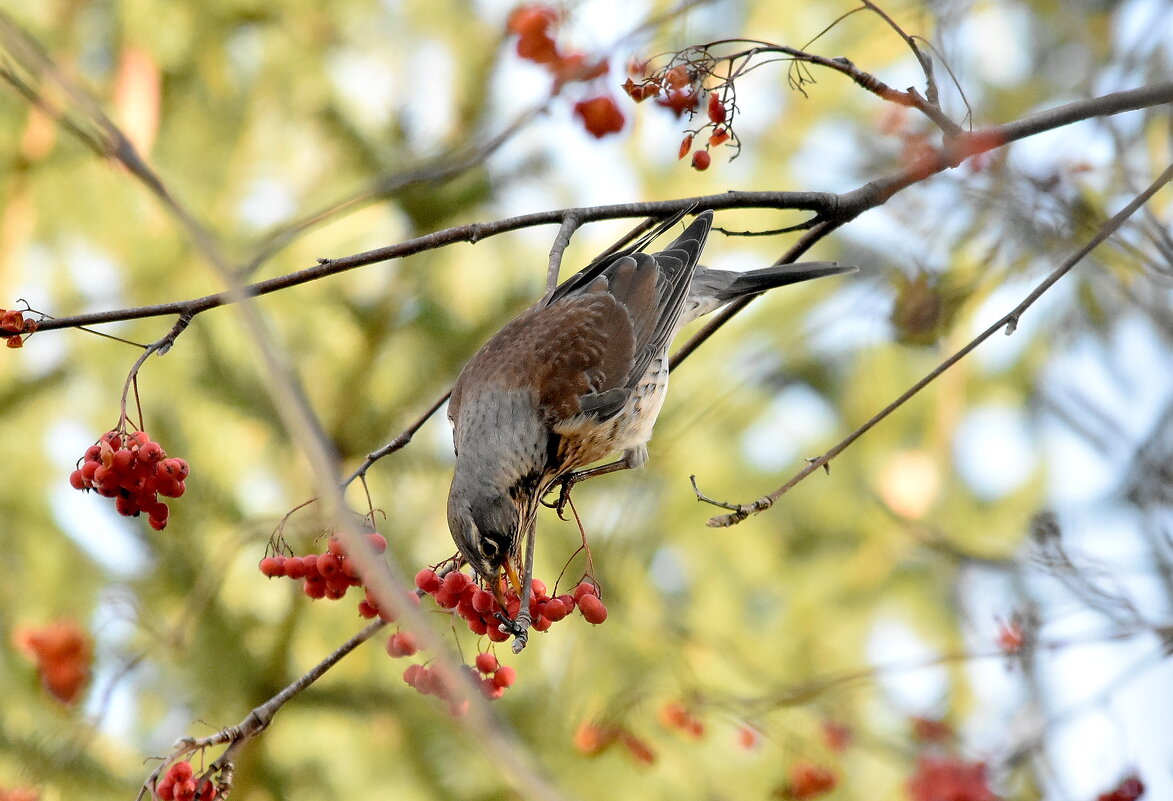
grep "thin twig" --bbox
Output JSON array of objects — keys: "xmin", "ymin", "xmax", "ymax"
[{"xmin": 704, "ymin": 161, "xmax": 1173, "ymax": 526}]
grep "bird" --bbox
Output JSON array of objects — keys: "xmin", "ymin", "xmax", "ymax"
[{"xmin": 446, "ymin": 210, "xmax": 853, "ymax": 642}]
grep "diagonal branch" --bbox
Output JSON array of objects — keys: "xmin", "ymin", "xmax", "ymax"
[{"xmin": 703, "ymin": 160, "xmax": 1173, "ymax": 526}]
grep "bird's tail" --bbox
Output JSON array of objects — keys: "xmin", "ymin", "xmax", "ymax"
[{"xmin": 684, "ymin": 261, "xmax": 857, "ymax": 321}]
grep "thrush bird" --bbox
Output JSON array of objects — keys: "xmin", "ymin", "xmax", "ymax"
[{"xmin": 446, "ymin": 210, "xmax": 853, "ymax": 644}]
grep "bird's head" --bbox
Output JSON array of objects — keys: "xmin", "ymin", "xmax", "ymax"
[{"xmin": 447, "ymin": 480, "xmax": 529, "ymax": 594}]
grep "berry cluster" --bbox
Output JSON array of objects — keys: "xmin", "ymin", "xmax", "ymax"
[
  {"xmin": 1097, "ymin": 776, "xmax": 1145, "ymax": 801},
  {"xmin": 0, "ymin": 308, "xmax": 37, "ymax": 349},
  {"xmin": 155, "ymin": 762, "xmax": 216, "ymax": 801},
  {"xmin": 777, "ymin": 761, "xmax": 839, "ymax": 801},
  {"xmin": 414, "ymin": 568, "xmax": 607, "ymax": 642},
  {"xmin": 622, "ymin": 60, "xmax": 738, "ymax": 170},
  {"xmin": 258, "ymin": 532, "xmax": 390, "ymax": 605},
  {"xmin": 658, "ymin": 700, "xmax": 705, "ymax": 739},
  {"xmin": 13, "ymin": 620, "xmax": 91, "ymax": 704},
  {"xmin": 399, "ymin": 651, "xmax": 519, "ymax": 715},
  {"xmin": 505, "ymin": 4, "xmax": 624, "ymax": 139},
  {"xmin": 906, "ymin": 757, "xmax": 997, "ymax": 801},
  {"xmin": 573, "ymin": 721, "xmax": 657, "ymax": 765},
  {"xmin": 70, "ymin": 430, "xmax": 188, "ymax": 530}
]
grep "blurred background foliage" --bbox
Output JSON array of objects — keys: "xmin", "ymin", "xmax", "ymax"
[{"xmin": 0, "ymin": 0, "xmax": 1170, "ymax": 800}]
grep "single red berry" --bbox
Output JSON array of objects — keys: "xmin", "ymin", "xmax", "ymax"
[
  {"xmin": 691, "ymin": 150, "xmax": 711, "ymax": 171},
  {"xmin": 442, "ymin": 571, "xmax": 468, "ymax": 593},
  {"xmin": 475, "ymin": 652, "xmax": 500, "ymax": 674},
  {"xmin": 156, "ymin": 477, "xmax": 185, "ymax": 498},
  {"xmin": 578, "ymin": 594, "xmax": 608, "ymax": 624},
  {"xmin": 148, "ymin": 507, "xmax": 170, "ymax": 530},
  {"xmin": 492, "ymin": 665, "xmax": 517, "ymax": 688},
  {"xmin": 533, "ymin": 615, "xmax": 553, "ymax": 632},
  {"xmin": 327, "ymin": 537, "xmax": 346, "ymax": 557},
  {"xmin": 84, "ymin": 444, "xmax": 102, "ymax": 463},
  {"xmin": 403, "ymin": 663, "xmax": 423, "ymax": 686},
  {"xmin": 541, "ymin": 598, "xmax": 568, "ymax": 621},
  {"xmin": 69, "ymin": 469, "xmax": 87, "ymax": 490},
  {"xmin": 572, "ymin": 582, "xmax": 598, "ymax": 601},
  {"xmin": 486, "ymin": 623, "xmax": 511, "ymax": 642},
  {"xmin": 111, "ymin": 448, "xmax": 135, "ymax": 474},
  {"xmin": 367, "ymin": 532, "xmax": 388, "ymax": 553},
  {"xmin": 259, "ymin": 557, "xmax": 285, "ymax": 577},
  {"xmin": 317, "ymin": 552, "xmax": 341, "ymax": 578},
  {"xmin": 471, "ymin": 589, "xmax": 495, "ymax": 614},
  {"xmin": 170, "ymin": 762, "xmax": 194, "ymax": 781},
  {"xmin": 303, "ymin": 577, "xmax": 327, "ymax": 599},
  {"xmin": 386, "ymin": 631, "xmax": 418, "ymax": 658},
  {"xmin": 157, "ymin": 777, "xmax": 176, "ymax": 801},
  {"xmin": 467, "ymin": 616, "xmax": 489, "ymax": 636},
  {"xmin": 415, "ymin": 568, "xmax": 442, "ymax": 593},
  {"xmin": 139, "ymin": 441, "xmax": 165, "ymax": 463},
  {"xmin": 357, "ymin": 600, "xmax": 378, "ymax": 619}
]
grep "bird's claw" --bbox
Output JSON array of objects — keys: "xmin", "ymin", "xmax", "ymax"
[
  {"xmin": 494, "ymin": 610, "xmax": 532, "ymax": 653},
  {"xmin": 540, "ymin": 475, "xmax": 578, "ymax": 520}
]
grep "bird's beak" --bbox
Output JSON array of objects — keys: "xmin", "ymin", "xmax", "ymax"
[{"xmin": 490, "ymin": 559, "xmax": 523, "ymax": 612}]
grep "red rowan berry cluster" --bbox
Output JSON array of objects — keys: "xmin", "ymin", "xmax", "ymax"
[
  {"xmin": 622, "ymin": 55, "xmax": 740, "ymax": 170},
  {"xmin": 413, "ymin": 567, "xmax": 607, "ymax": 642},
  {"xmin": 13, "ymin": 620, "xmax": 91, "ymax": 704},
  {"xmin": 399, "ymin": 651, "xmax": 519, "ymax": 714},
  {"xmin": 155, "ymin": 761, "xmax": 216, "ymax": 801},
  {"xmin": 0, "ymin": 788, "xmax": 39, "ymax": 801},
  {"xmin": 777, "ymin": 761, "xmax": 839, "ymax": 801},
  {"xmin": 572, "ymin": 721, "xmax": 657, "ymax": 765},
  {"xmin": 1097, "ymin": 776, "xmax": 1145, "ymax": 801},
  {"xmin": 906, "ymin": 757, "xmax": 997, "ymax": 801},
  {"xmin": 657, "ymin": 700, "xmax": 705, "ymax": 738},
  {"xmin": 70, "ymin": 430, "xmax": 188, "ymax": 530},
  {"xmin": 505, "ymin": 4, "xmax": 624, "ymax": 138},
  {"xmin": 258, "ymin": 532, "xmax": 392, "ymax": 606},
  {"xmin": 0, "ymin": 308, "xmax": 37, "ymax": 348}
]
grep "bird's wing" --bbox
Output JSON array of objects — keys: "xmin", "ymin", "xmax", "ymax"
[{"xmin": 618, "ymin": 210, "xmax": 711, "ymax": 388}]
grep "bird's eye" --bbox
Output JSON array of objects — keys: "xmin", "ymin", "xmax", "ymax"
[{"xmin": 481, "ymin": 538, "xmax": 499, "ymax": 560}]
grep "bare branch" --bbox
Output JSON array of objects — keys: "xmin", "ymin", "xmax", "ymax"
[{"xmin": 704, "ymin": 160, "xmax": 1173, "ymax": 526}]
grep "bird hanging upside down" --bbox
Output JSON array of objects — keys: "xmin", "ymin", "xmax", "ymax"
[{"xmin": 446, "ymin": 210, "xmax": 853, "ymax": 650}]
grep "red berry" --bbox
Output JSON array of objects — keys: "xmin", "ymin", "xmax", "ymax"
[
  {"xmin": 475, "ymin": 652, "xmax": 499, "ymax": 674},
  {"xmin": 367, "ymin": 532, "xmax": 388, "ymax": 553},
  {"xmin": 139, "ymin": 441, "xmax": 165, "ymax": 463},
  {"xmin": 148, "ymin": 507, "xmax": 170, "ymax": 530},
  {"xmin": 303, "ymin": 577, "xmax": 327, "ymax": 599},
  {"xmin": 403, "ymin": 664, "xmax": 423, "ymax": 686},
  {"xmin": 259, "ymin": 557, "xmax": 285, "ymax": 577},
  {"xmin": 386, "ymin": 631, "xmax": 418, "ymax": 658},
  {"xmin": 572, "ymin": 582, "xmax": 598, "ymax": 601},
  {"xmin": 129, "ymin": 431, "xmax": 150, "ymax": 449},
  {"xmin": 532, "ymin": 615, "xmax": 553, "ymax": 632},
  {"xmin": 492, "ymin": 665, "xmax": 517, "ymax": 688},
  {"xmin": 84, "ymin": 444, "xmax": 102, "ymax": 462},
  {"xmin": 283, "ymin": 558, "xmax": 306, "ymax": 579},
  {"xmin": 111, "ymin": 448, "xmax": 135, "ymax": 474},
  {"xmin": 157, "ymin": 777, "xmax": 175, "ymax": 801},
  {"xmin": 486, "ymin": 624, "xmax": 511, "ymax": 642},
  {"xmin": 542, "ymin": 598, "xmax": 568, "ymax": 621},
  {"xmin": 301, "ymin": 554, "xmax": 319, "ymax": 576},
  {"xmin": 170, "ymin": 762, "xmax": 194, "ymax": 781},
  {"xmin": 327, "ymin": 537, "xmax": 346, "ymax": 557},
  {"xmin": 69, "ymin": 469, "xmax": 86, "ymax": 490},
  {"xmin": 442, "ymin": 571, "xmax": 468, "ymax": 592},
  {"xmin": 530, "ymin": 578, "xmax": 547, "ymax": 598},
  {"xmin": 156, "ymin": 478, "xmax": 185, "ymax": 498},
  {"xmin": 415, "ymin": 568, "xmax": 442, "ymax": 593},
  {"xmin": 471, "ymin": 589, "xmax": 495, "ymax": 614},
  {"xmin": 578, "ymin": 594, "xmax": 608, "ymax": 624},
  {"xmin": 467, "ymin": 616, "xmax": 489, "ymax": 636},
  {"xmin": 357, "ymin": 600, "xmax": 378, "ymax": 619},
  {"xmin": 691, "ymin": 150, "xmax": 711, "ymax": 171},
  {"xmin": 317, "ymin": 552, "xmax": 341, "ymax": 578}
]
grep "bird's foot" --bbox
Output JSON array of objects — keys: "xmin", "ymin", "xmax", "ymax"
[{"xmin": 495, "ymin": 610, "xmax": 532, "ymax": 653}]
